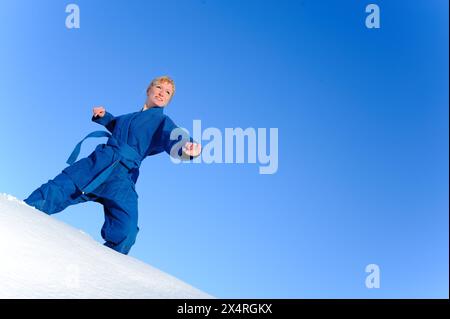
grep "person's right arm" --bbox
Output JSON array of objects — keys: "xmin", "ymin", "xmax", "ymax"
[{"xmin": 92, "ymin": 106, "xmax": 116, "ymax": 133}]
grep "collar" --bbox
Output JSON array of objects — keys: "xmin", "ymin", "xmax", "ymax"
[{"xmin": 140, "ymin": 106, "xmax": 164, "ymax": 113}]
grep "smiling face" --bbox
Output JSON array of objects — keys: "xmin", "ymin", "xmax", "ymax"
[{"xmin": 146, "ymin": 81, "xmax": 174, "ymax": 108}]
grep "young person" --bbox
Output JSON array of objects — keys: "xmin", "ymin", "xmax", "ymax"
[{"xmin": 24, "ymin": 76, "xmax": 201, "ymax": 255}]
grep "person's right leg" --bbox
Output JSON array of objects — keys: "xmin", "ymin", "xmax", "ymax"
[{"xmin": 24, "ymin": 171, "xmax": 88, "ymax": 215}]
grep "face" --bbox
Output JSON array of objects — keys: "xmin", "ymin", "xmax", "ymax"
[{"xmin": 146, "ymin": 81, "xmax": 174, "ymax": 107}]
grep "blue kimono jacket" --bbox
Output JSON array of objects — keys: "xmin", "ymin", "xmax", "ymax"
[{"xmin": 62, "ymin": 107, "xmax": 193, "ymax": 197}]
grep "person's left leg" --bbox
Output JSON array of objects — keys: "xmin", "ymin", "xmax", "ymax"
[{"xmin": 100, "ymin": 195, "xmax": 139, "ymax": 255}]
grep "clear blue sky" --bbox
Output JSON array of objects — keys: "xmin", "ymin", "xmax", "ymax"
[{"xmin": 0, "ymin": 0, "xmax": 448, "ymax": 298}]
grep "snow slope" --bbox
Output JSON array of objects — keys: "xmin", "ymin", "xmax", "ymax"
[{"xmin": 0, "ymin": 193, "xmax": 213, "ymax": 299}]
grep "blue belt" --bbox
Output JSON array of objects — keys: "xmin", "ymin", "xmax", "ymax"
[{"xmin": 66, "ymin": 130, "xmax": 142, "ymax": 194}]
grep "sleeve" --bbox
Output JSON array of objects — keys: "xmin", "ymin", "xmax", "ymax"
[
  {"xmin": 91, "ymin": 111, "xmax": 116, "ymax": 133},
  {"xmin": 160, "ymin": 116, "xmax": 197, "ymax": 161}
]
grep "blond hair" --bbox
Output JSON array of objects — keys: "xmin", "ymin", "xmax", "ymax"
[{"xmin": 146, "ymin": 75, "xmax": 176, "ymax": 97}]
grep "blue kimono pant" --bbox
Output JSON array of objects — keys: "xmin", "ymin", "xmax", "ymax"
[{"xmin": 23, "ymin": 165, "xmax": 139, "ymax": 255}]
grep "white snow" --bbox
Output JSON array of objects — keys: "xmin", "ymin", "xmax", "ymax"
[{"xmin": 0, "ymin": 193, "xmax": 213, "ymax": 299}]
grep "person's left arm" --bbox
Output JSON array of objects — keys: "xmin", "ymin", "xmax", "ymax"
[{"xmin": 161, "ymin": 117, "xmax": 201, "ymax": 161}]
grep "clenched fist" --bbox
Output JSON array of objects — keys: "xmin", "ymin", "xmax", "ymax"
[
  {"xmin": 182, "ymin": 142, "xmax": 202, "ymax": 158},
  {"xmin": 93, "ymin": 106, "xmax": 106, "ymax": 118}
]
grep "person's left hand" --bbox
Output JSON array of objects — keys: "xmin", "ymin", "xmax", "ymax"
[{"xmin": 182, "ymin": 142, "xmax": 202, "ymax": 158}]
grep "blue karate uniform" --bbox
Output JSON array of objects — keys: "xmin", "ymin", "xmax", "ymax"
[{"xmin": 24, "ymin": 106, "xmax": 194, "ymax": 254}]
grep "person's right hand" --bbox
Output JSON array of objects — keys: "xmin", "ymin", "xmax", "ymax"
[{"xmin": 93, "ymin": 106, "xmax": 106, "ymax": 118}]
